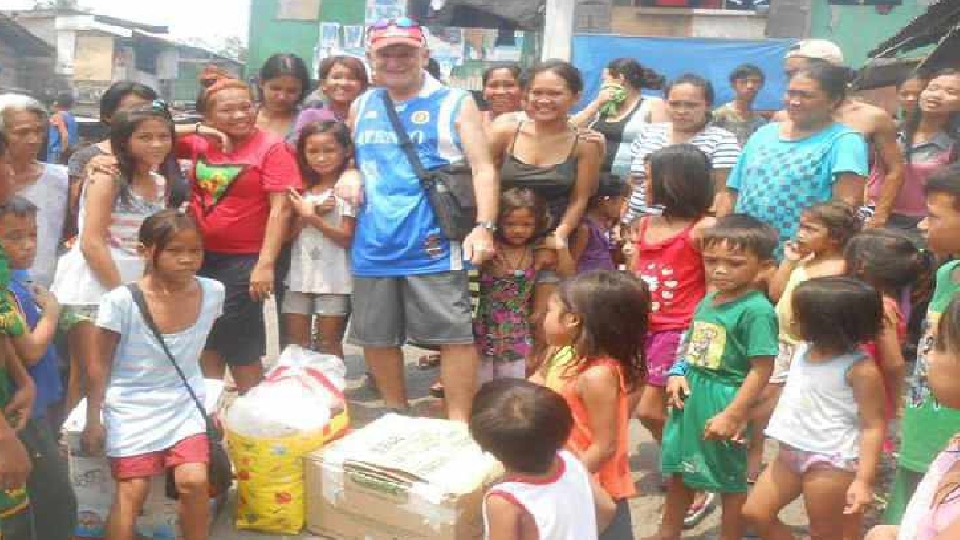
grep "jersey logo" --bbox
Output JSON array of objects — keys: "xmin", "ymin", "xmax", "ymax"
[
  {"xmin": 194, "ymin": 159, "xmax": 246, "ymax": 213},
  {"xmin": 411, "ymin": 110, "xmax": 430, "ymax": 125},
  {"xmin": 364, "ymin": 110, "xmax": 378, "ymax": 119}
]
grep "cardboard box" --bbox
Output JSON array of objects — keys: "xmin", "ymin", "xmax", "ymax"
[
  {"xmin": 64, "ymin": 380, "xmax": 226, "ymax": 539},
  {"xmin": 305, "ymin": 414, "xmax": 500, "ymax": 540}
]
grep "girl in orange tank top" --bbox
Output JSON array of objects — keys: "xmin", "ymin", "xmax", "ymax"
[{"xmin": 533, "ymin": 271, "xmax": 651, "ymax": 539}]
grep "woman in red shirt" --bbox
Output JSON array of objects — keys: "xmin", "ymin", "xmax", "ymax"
[{"xmin": 178, "ymin": 77, "xmax": 301, "ymax": 393}]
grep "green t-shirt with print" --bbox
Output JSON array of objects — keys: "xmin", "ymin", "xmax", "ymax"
[
  {"xmin": 900, "ymin": 260, "xmax": 960, "ymax": 472},
  {"xmin": 0, "ymin": 245, "xmax": 28, "ymax": 516},
  {"xmin": 0, "ymin": 243, "xmax": 23, "ymax": 403},
  {"xmin": 678, "ymin": 290, "xmax": 780, "ymax": 386},
  {"xmin": 0, "ymin": 244, "xmax": 21, "ymax": 412},
  {"xmin": 0, "ymin": 244, "xmax": 25, "ymax": 417}
]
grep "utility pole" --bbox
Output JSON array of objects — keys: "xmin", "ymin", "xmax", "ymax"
[{"xmin": 541, "ymin": 0, "xmax": 576, "ymax": 61}]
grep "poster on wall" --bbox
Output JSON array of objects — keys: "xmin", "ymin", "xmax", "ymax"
[
  {"xmin": 463, "ymin": 29, "xmax": 495, "ymax": 60},
  {"xmin": 314, "ymin": 22, "xmax": 343, "ymax": 78},
  {"xmin": 426, "ymin": 26, "xmax": 465, "ymax": 79},
  {"xmin": 320, "ymin": 22, "xmax": 341, "ymax": 49},
  {"xmin": 312, "ymin": 27, "xmax": 369, "ymax": 77},
  {"xmin": 343, "ymin": 25, "xmax": 365, "ymax": 50},
  {"xmin": 491, "ymin": 31, "xmax": 525, "ymax": 61},
  {"xmin": 365, "ymin": 0, "xmax": 405, "ymax": 24}
]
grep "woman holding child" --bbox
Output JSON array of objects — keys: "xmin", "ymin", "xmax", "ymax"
[{"xmin": 489, "ymin": 60, "xmax": 603, "ymax": 248}]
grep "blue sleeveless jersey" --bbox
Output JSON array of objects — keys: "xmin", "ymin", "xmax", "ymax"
[{"xmin": 352, "ymin": 75, "xmax": 468, "ymax": 276}]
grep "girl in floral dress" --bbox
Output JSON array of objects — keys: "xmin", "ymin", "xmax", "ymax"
[{"xmin": 474, "ymin": 188, "xmax": 574, "ymax": 382}]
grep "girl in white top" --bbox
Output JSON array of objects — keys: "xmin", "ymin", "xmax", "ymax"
[
  {"xmin": 743, "ymin": 276, "xmax": 887, "ymax": 540},
  {"xmin": 469, "ymin": 379, "xmax": 615, "ymax": 540},
  {"xmin": 51, "ymin": 103, "xmax": 173, "ymax": 414},
  {"xmin": 285, "ymin": 121, "xmax": 357, "ymax": 358},
  {"xmin": 85, "ymin": 210, "xmax": 224, "ymax": 540},
  {"xmin": 52, "ymin": 103, "xmax": 173, "ymax": 303}
]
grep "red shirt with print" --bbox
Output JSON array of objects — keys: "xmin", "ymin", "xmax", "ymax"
[{"xmin": 177, "ymin": 129, "xmax": 301, "ymax": 254}]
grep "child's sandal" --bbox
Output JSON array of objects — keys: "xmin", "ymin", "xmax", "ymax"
[{"xmin": 683, "ymin": 492, "xmax": 717, "ymax": 529}]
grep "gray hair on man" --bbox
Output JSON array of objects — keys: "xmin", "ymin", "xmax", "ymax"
[{"xmin": 0, "ymin": 94, "xmax": 49, "ymax": 132}]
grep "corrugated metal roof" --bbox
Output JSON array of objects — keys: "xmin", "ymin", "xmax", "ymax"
[
  {"xmin": 0, "ymin": 13, "xmax": 54, "ymax": 57},
  {"xmin": 854, "ymin": 57, "xmax": 923, "ymax": 89},
  {"xmin": 869, "ymin": 0, "xmax": 960, "ymax": 57}
]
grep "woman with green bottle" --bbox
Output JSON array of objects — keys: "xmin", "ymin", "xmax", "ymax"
[{"xmin": 572, "ymin": 58, "xmax": 668, "ymax": 182}]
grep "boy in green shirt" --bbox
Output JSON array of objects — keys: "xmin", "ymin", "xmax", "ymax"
[
  {"xmin": 650, "ymin": 215, "xmax": 779, "ymax": 540},
  {"xmin": 885, "ymin": 163, "xmax": 960, "ymax": 523}
]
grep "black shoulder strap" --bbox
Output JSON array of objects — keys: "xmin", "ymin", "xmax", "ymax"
[
  {"xmin": 381, "ymin": 91, "xmax": 430, "ymax": 183},
  {"xmin": 508, "ymin": 120, "xmax": 524, "ymax": 154},
  {"xmin": 126, "ymin": 283, "xmax": 209, "ymax": 423}
]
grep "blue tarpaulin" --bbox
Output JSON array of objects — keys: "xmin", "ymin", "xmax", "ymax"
[{"xmin": 572, "ymin": 35, "xmax": 798, "ymax": 112}]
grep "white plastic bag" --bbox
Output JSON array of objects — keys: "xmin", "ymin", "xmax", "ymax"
[
  {"xmin": 225, "ymin": 345, "xmax": 349, "ymax": 534},
  {"xmin": 225, "ymin": 345, "xmax": 346, "ymax": 438}
]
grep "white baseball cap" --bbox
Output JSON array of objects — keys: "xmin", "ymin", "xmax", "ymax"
[{"xmin": 786, "ymin": 39, "xmax": 845, "ymax": 66}]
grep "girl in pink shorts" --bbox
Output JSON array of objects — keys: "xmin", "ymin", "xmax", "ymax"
[
  {"xmin": 628, "ymin": 144, "xmax": 714, "ymax": 444},
  {"xmin": 744, "ymin": 277, "xmax": 887, "ymax": 540}
]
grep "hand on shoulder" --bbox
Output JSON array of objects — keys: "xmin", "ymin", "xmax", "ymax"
[
  {"xmin": 84, "ymin": 153, "xmax": 119, "ymax": 180},
  {"xmin": 575, "ymin": 127, "xmax": 606, "ymax": 152},
  {"xmin": 85, "ymin": 169, "xmax": 119, "ymax": 193}
]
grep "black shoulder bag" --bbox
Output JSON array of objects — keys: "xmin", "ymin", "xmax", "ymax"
[
  {"xmin": 381, "ymin": 91, "xmax": 477, "ymax": 241},
  {"xmin": 126, "ymin": 283, "xmax": 232, "ymax": 500}
]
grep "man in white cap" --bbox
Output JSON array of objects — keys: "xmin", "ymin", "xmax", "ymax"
[
  {"xmin": 772, "ymin": 39, "xmax": 904, "ymax": 228},
  {"xmin": 783, "ymin": 38, "xmax": 846, "ymax": 75},
  {"xmin": 337, "ymin": 17, "xmax": 497, "ymax": 422}
]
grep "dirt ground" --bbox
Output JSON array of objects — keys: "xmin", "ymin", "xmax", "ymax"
[{"xmin": 210, "ymin": 344, "xmax": 813, "ymax": 540}]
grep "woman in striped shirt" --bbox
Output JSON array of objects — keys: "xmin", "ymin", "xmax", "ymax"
[{"xmin": 626, "ymin": 74, "xmax": 741, "ymax": 222}]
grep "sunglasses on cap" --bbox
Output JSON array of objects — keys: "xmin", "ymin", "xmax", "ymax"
[{"xmin": 368, "ymin": 17, "xmax": 420, "ymax": 32}]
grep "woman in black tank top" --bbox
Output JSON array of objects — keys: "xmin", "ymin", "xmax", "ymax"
[{"xmin": 489, "ymin": 61, "xmax": 603, "ymax": 246}]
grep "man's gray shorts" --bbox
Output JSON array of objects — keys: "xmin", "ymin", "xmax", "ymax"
[{"xmin": 347, "ymin": 271, "xmax": 474, "ymax": 347}]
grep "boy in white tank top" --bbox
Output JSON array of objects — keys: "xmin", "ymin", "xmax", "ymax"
[{"xmin": 469, "ymin": 379, "xmax": 616, "ymax": 539}]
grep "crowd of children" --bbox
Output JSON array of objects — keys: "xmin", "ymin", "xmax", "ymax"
[{"xmin": 0, "ymin": 43, "xmax": 958, "ymax": 540}]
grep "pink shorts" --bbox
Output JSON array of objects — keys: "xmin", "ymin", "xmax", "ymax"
[
  {"xmin": 779, "ymin": 444, "xmax": 858, "ymax": 475},
  {"xmin": 645, "ymin": 330, "xmax": 684, "ymax": 387},
  {"xmin": 109, "ymin": 434, "xmax": 209, "ymax": 480}
]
